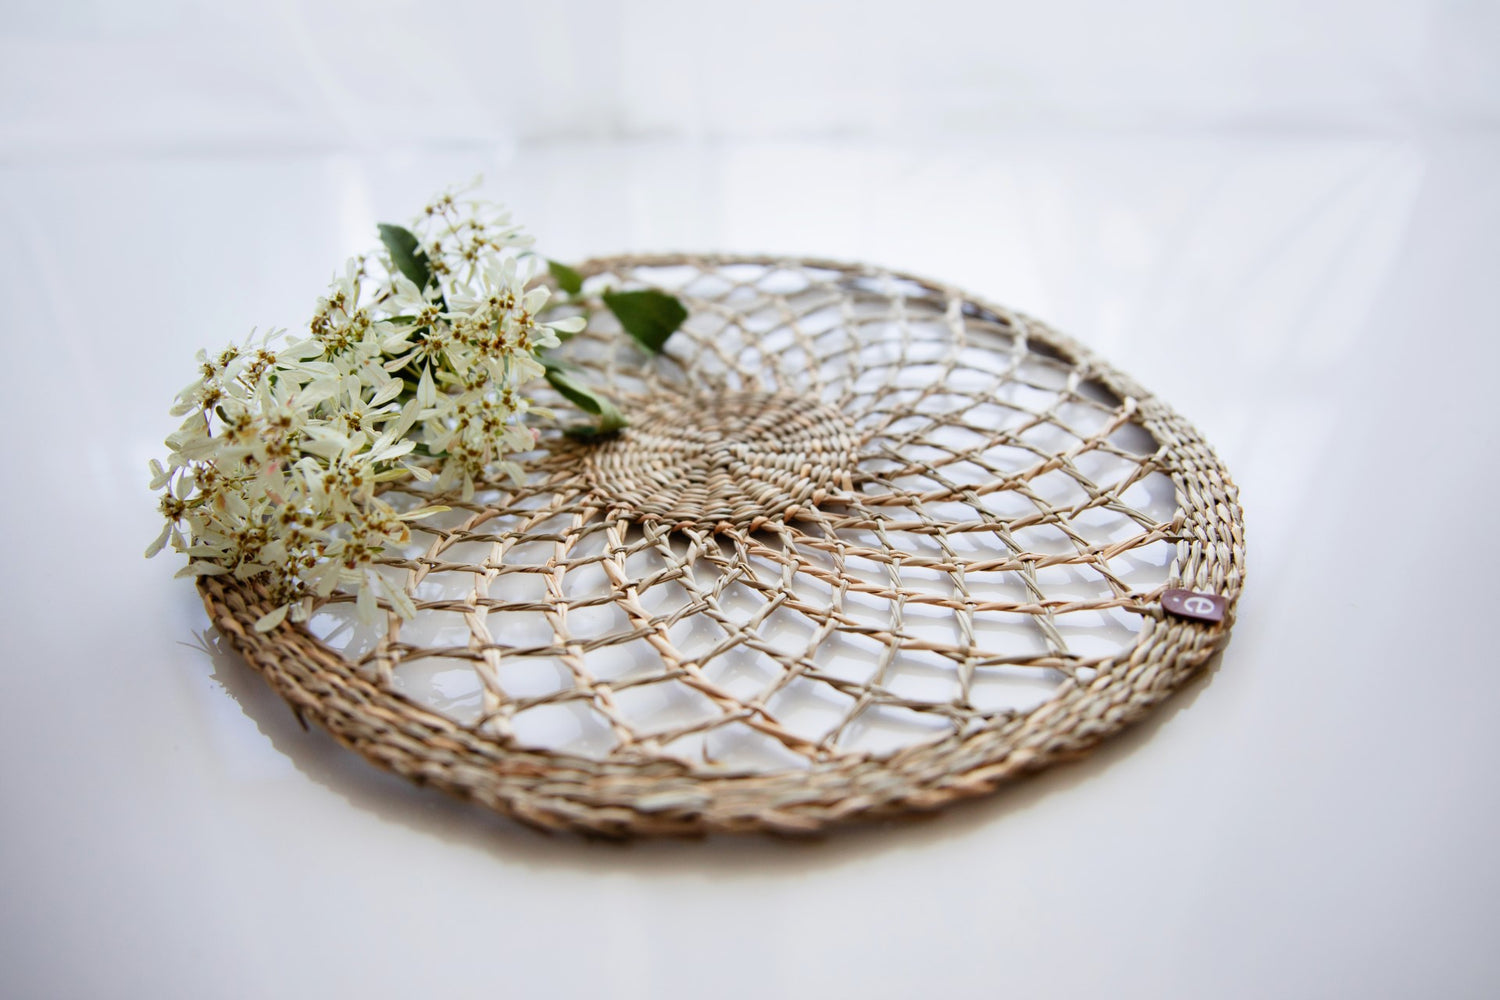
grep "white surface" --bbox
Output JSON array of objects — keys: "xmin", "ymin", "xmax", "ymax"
[{"xmin": 3, "ymin": 2, "xmax": 1499, "ymax": 998}]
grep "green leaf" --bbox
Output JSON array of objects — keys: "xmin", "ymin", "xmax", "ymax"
[
  {"xmin": 543, "ymin": 361, "xmax": 626, "ymax": 437},
  {"xmin": 563, "ymin": 419, "xmax": 625, "ymax": 440},
  {"xmin": 378, "ymin": 223, "xmax": 433, "ymax": 291},
  {"xmin": 602, "ymin": 289, "xmax": 687, "ymax": 354},
  {"xmin": 548, "ymin": 260, "xmax": 584, "ymax": 297}
]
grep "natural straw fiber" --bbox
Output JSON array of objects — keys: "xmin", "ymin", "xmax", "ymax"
[{"xmin": 199, "ymin": 254, "xmax": 1245, "ymax": 837}]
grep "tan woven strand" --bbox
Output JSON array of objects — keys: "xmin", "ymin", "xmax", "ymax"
[{"xmin": 198, "ymin": 254, "xmax": 1245, "ymax": 837}]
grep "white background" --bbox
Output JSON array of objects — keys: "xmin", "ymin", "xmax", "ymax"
[{"xmin": 2, "ymin": 2, "xmax": 1498, "ymax": 997}]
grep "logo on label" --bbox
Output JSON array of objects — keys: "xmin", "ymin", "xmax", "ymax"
[{"xmin": 1161, "ymin": 588, "xmax": 1227, "ymax": 623}]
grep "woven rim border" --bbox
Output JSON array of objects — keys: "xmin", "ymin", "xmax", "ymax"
[{"xmin": 197, "ymin": 253, "xmax": 1245, "ymax": 837}]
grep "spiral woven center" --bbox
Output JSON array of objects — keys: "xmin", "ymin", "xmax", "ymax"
[{"xmin": 585, "ymin": 390, "xmax": 860, "ymax": 528}]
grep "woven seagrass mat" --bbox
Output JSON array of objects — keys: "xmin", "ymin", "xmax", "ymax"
[{"xmin": 199, "ymin": 254, "xmax": 1244, "ymax": 837}]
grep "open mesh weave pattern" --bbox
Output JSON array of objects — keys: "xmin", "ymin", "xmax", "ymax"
[{"xmin": 199, "ymin": 254, "xmax": 1244, "ymax": 836}]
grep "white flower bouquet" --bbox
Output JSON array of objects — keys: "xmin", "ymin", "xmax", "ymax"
[{"xmin": 147, "ymin": 186, "xmax": 684, "ymax": 632}]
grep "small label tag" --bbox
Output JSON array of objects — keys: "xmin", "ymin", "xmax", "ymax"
[{"xmin": 1162, "ymin": 588, "xmax": 1227, "ymax": 623}]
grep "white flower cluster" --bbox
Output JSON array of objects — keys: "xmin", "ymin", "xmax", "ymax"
[{"xmin": 148, "ymin": 190, "xmax": 586, "ymax": 631}]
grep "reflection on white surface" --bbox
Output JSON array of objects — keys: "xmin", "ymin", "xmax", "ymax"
[
  {"xmin": 387, "ymin": 657, "xmax": 487, "ymax": 727},
  {"xmin": 2, "ymin": 11, "xmax": 1498, "ymax": 988}
]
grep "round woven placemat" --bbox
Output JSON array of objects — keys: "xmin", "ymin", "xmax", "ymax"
[{"xmin": 199, "ymin": 254, "xmax": 1244, "ymax": 837}]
